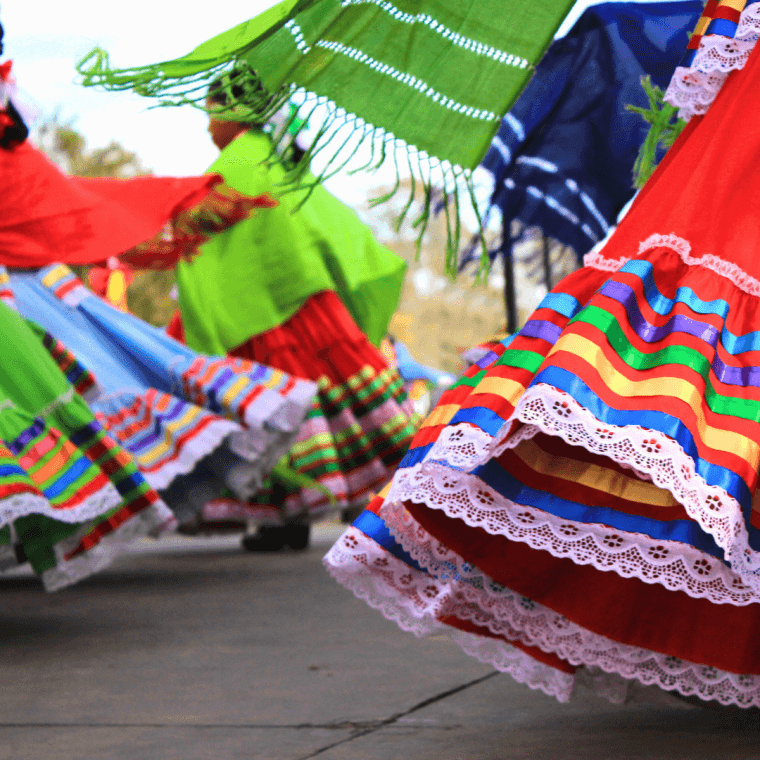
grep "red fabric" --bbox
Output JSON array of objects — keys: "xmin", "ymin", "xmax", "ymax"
[
  {"xmin": 166, "ymin": 310, "xmax": 185, "ymax": 343},
  {"xmin": 0, "ymin": 140, "xmax": 220, "ymax": 267},
  {"xmin": 228, "ymin": 290, "xmax": 390, "ymax": 382},
  {"xmin": 118, "ymin": 190, "xmax": 278, "ymax": 271},
  {"xmin": 363, "ymin": 492, "xmax": 576, "ymax": 676},
  {"xmin": 439, "ymin": 615, "xmax": 577, "ymax": 674},
  {"xmin": 168, "ymin": 289, "xmax": 391, "ymax": 381},
  {"xmin": 595, "ymin": 39, "xmax": 760, "ymax": 274},
  {"xmin": 407, "ymin": 500, "xmax": 760, "ymax": 675}
]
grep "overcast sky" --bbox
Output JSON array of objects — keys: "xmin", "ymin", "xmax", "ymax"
[{"xmin": 4, "ymin": 0, "xmax": 643, "ymax": 189}]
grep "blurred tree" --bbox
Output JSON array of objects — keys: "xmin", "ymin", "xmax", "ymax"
[
  {"xmin": 362, "ymin": 178, "xmax": 505, "ymax": 374},
  {"xmin": 36, "ymin": 116, "xmax": 151, "ymax": 177}
]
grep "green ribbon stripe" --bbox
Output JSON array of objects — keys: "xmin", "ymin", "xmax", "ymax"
[{"xmin": 570, "ymin": 306, "xmax": 760, "ymax": 423}]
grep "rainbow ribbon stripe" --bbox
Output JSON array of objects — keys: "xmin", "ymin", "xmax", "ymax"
[
  {"xmin": 38, "ymin": 330, "xmax": 99, "ymax": 398},
  {"xmin": 249, "ymin": 363, "xmax": 419, "ymax": 514},
  {"xmin": 97, "ymin": 387, "xmax": 232, "ymax": 475},
  {"xmin": 397, "ymin": 247, "xmax": 760, "ymax": 559}
]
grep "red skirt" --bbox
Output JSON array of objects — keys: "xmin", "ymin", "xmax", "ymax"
[
  {"xmin": 326, "ymin": 38, "xmax": 760, "ymax": 708},
  {"xmin": 174, "ymin": 290, "xmax": 419, "ymax": 524}
]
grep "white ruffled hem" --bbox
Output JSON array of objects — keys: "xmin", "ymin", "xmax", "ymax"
[
  {"xmin": 515, "ymin": 384, "xmax": 760, "ymax": 600},
  {"xmin": 391, "ymin": 390, "xmax": 760, "ymax": 605},
  {"xmin": 584, "ymin": 232, "xmax": 760, "ymax": 299},
  {"xmin": 323, "ymin": 527, "xmax": 577, "ymax": 702},
  {"xmin": 357, "ymin": 232, "xmax": 760, "ymax": 603},
  {"xmin": 386, "ymin": 457, "xmax": 757, "ymax": 606},
  {"xmin": 325, "ymin": 521, "xmax": 760, "ymax": 708},
  {"xmin": 98, "ymin": 396, "xmax": 305, "ymax": 499},
  {"xmin": 42, "ymin": 500, "xmax": 176, "ymax": 592},
  {"xmin": 0, "ymin": 482, "xmax": 123, "ymax": 530},
  {"xmin": 130, "ymin": 417, "xmax": 242, "ymax": 492}
]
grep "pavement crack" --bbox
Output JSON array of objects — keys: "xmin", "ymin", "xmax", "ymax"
[
  {"xmin": 0, "ymin": 672, "xmax": 500, "ymax": 758},
  {"xmin": 0, "ymin": 722, "xmax": 378, "ymax": 730},
  {"xmin": 397, "ymin": 671, "xmax": 499, "ymax": 719},
  {"xmin": 296, "ymin": 671, "xmax": 499, "ymax": 759}
]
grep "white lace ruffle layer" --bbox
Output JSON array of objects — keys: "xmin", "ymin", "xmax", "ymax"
[
  {"xmin": 664, "ymin": 2, "xmax": 760, "ymax": 119},
  {"xmin": 42, "ymin": 500, "xmax": 176, "ymax": 592},
  {"xmin": 511, "ymin": 385, "xmax": 760, "ymax": 599},
  {"xmin": 391, "ymin": 401, "xmax": 760, "ymax": 605},
  {"xmin": 382, "ymin": 232, "xmax": 760, "ymax": 602},
  {"xmin": 325, "ymin": 523, "xmax": 760, "ymax": 707},
  {"xmin": 387, "ymin": 460, "xmax": 757, "ymax": 606},
  {"xmin": 126, "ymin": 415, "xmax": 242, "ymax": 492},
  {"xmin": 0, "ymin": 481, "xmax": 123, "ymax": 531},
  {"xmin": 323, "ymin": 525, "xmax": 577, "ymax": 702},
  {"xmin": 109, "ymin": 413, "xmax": 297, "ymax": 499},
  {"xmin": 585, "ymin": 233, "xmax": 760, "ymax": 299},
  {"xmin": 328, "ymin": 514, "xmax": 760, "ymax": 707}
]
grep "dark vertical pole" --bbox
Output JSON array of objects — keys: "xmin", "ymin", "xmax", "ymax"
[
  {"xmin": 541, "ymin": 231, "xmax": 553, "ymax": 292},
  {"xmin": 503, "ymin": 243, "xmax": 518, "ymax": 334}
]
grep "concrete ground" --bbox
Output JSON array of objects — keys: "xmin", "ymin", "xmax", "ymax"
[{"xmin": 1, "ymin": 524, "xmax": 759, "ymax": 760}]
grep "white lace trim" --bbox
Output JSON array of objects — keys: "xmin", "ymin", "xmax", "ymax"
[
  {"xmin": 446, "ymin": 629, "xmax": 577, "ymax": 702},
  {"xmin": 241, "ymin": 388, "xmax": 317, "ymax": 434},
  {"xmin": 664, "ymin": 2, "xmax": 760, "ymax": 119},
  {"xmin": 424, "ymin": 423, "xmax": 500, "ymax": 470},
  {"xmin": 118, "ymin": 416, "xmax": 242, "ymax": 492},
  {"xmin": 389, "ymin": 375, "xmax": 760, "ymax": 603},
  {"xmin": 375, "ymin": 508, "xmax": 760, "ymax": 708},
  {"xmin": 584, "ymin": 232, "xmax": 760, "ymax": 299},
  {"xmin": 325, "ymin": 524, "xmax": 760, "ymax": 707},
  {"xmin": 98, "ymin": 396, "xmax": 303, "ymax": 497},
  {"xmin": 636, "ymin": 233, "xmax": 691, "ymax": 260},
  {"xmin": 42, "ymin": 501, "xmax": 176, "ymax": 592},
  {"xmin": 422, "ymin": 421, "xmax": 533, "ymax": 472},
  {"xmin": 0, "ymin": 481, "xmax": 123, "ymax": 529},
  {"xmin": 509, "ymin": 384, "xmax": 760, "ymax": 597},
  {"xmin": 227, "ymin": 426, "xmax": 300, "ymax": 497},
  {"xmin": 385, "ymin": 457, "xmax": 758, "ymax": 606},
  {"xmin": 323, "ymin": 526, "xmax": 577, "ymax": 702}
]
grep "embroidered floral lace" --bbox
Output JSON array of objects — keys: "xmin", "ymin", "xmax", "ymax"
[{"xmin": 664, "ymin": 2, "xmax": 760, "ymax": 119}]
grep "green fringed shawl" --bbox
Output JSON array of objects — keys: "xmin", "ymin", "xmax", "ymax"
[
  {"xmin": 176, "ymin": 130, "xmax": 407, "ymax": 354},
  {"xmin": 79, "ymin": 0, "xmax": 576, "ymax": 273}
]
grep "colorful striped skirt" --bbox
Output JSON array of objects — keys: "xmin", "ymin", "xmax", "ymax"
[
  {"xmin": 0, "ymin": 295, "xmax": 173, "ymax": 591},
  {"xmin": 7, "ymin": 265, "xmax": 317, "ymax": 529},
  {"xmin": 326, "ymin": 38, "xmax": 760, "ymax": 708},
  {"xmin": 186, "ymin": 290, "xmax": 420, "ymax": 526}
]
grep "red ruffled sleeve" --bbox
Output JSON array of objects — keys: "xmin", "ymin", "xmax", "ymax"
[
  {"xmin": 0, "ymin": 140, "xmax": 222, "ymax": 267},
  {"xmin": 118, "ymin": 186, "xmax": 277, "ymax": 270}
]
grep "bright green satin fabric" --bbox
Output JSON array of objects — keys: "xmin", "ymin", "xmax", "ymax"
[{"xmin": 177, "ymin": 130, "xmax": 406, "ymax": 354}]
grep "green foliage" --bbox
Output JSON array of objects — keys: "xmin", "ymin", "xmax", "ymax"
[{"xmin": 627, "ymin": 76, "xmax": 686, "ymax": 189}]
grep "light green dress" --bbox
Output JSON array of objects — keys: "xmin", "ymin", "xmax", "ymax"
[{"xmin": 176, "ymin": 129, "xmax": 407, "ymax": 355}]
